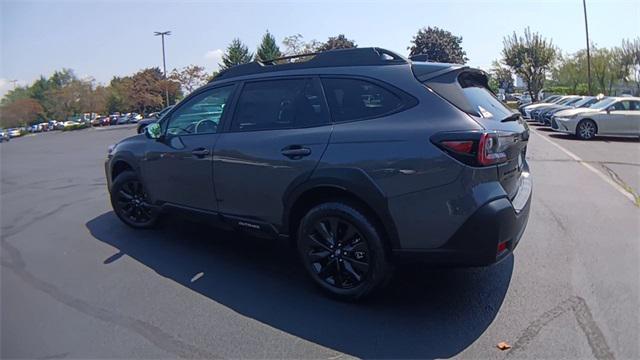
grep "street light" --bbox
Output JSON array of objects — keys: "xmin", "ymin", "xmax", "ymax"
[
  {"xmin": 154, "ymin": 31, "xmax": 171, "ymax": 106},
  {"xmin": 582, "ymin": 0, "xmax": 592, "ymax": 96}
]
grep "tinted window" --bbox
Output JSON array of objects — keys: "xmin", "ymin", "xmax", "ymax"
[
  {"xmin": 460, "ymin": 86, "xmax": 512, "ymax": 120},
  {"xmin": 612, "ymin": 100, "xmax": 640, "ymax": 111},
  {"xmin": 321, "ymin": 78, "xmax": 403, "ymax": 122},
  {"xmin": 166, "ymin": 86, "xmax": 233, "ymax": 136},
  {"xmin": 231, "ymin": 78, "xmax": 327, "ymax": 131}
]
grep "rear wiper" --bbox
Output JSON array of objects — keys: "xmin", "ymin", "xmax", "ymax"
[{"xmin": 501, "ymin": 113, "xmax": 521, "ymax": 122}]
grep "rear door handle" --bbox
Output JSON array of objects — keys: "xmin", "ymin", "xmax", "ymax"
[
  {"xmin": 192, "ymin": 148, "xmax": 210, "ymax": 158},
  {"xmin": 281, "ymin": 146, "xmax": 311, "ymax": 159}
]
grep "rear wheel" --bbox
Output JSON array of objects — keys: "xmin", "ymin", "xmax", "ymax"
[
  {"xmin": 110, "ymin": 171, "xmax": 158, "ymax": 228},
  {"xmin": 576, "ymin": 119, "xmax": 597, "ymax": 140},
  {"xmin": 297, "ymin": 202, "xmax": 392, "ymax": 300}
]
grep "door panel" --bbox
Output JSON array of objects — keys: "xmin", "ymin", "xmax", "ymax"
[
  {"xmin": 213, "ymin": 77, "xmax": 332, "ymax": 226},
  {"xmin": 141, "ymin": 85, "xmax": 236, "ymax": 211},
  {"xmin": 143, "ymin": 134, "xmax": 219, "ymax": 210},
  {"xmin": 213, "ymin": 127, "xmax": 331, "ymax": 224}
]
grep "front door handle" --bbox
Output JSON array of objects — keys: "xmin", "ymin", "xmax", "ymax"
[
  {"xmin": 192, "ymin": 148, "xmax": 210, "ymax": 158},
  {"xmin": 281, "ymin": 146, "xmax": 311, "ymax": 159}
]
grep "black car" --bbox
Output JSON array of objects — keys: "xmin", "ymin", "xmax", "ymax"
[
  {"xmin": 137, "ymin": 105, "xmax": 175, "ymax": 134},
  {"xmin": 106, "ymin": 48, "xmax": 532, "ymax": 300}
]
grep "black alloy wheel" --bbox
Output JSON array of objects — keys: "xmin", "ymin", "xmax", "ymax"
[
  {"xmin": 297, "ymin": 202, "xmax": 391, "ymax": 300},
  {"xmin": 303, "ymin": 216, "xmax": 370, "ymax": 289},
  {"xmin": 111, "ymin": 171, "xmax": 158, "ymax": 228}
]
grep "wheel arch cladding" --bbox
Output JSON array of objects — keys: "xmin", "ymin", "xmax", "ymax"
[
  {"xmin": 111, "ymin": 160, "xmax": 134, "ymax": 181},
  {"xmin": 283, "ymin": 167, "xmax": 401, "ymax": 249}
]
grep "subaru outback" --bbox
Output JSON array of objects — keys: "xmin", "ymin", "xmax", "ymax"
[{"xmin": 105, "ymin": 47, "xmax": 532, "ymax": 300}]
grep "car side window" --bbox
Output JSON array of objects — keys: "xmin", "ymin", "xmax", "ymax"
[
  {"xmin": 611, "ymin": 101, "xmax": 629, "ymax": 111},
  {"xmin": 627, "ymin": 101, "xmax": 640, "ymax": 111},
  {"xmin": 166, "ymin": 85, "xmax": 234, "ymax": 136},
  {"xmin": 321, "ymin": 78, "xmax": 403, "ymax": 122},
  {"xmin": 231, "ymin": 78, "xmax": 328, "ymax": 132}
]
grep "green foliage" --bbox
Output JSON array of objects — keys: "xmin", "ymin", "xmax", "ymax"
[
  {"xmin": 502, "ymin": 27, "xmax": 557, "ymax": 101},
  {"xmin": 220, "ymin": 38, "xmax": 253, "ymax": 71},
  {"xmin": 317, "ymin": 34, "xmax": 357, "ymax": 52},
  {"xmin": 282, "ymin": 34, "xmax": 321, "ymax": 56},
  {"xmin": 490, "ymin": 60, "xmax": 514, "ymax": 93},
  {"xmin": 256, "ymin": 31, "xmax": 282, "ymax": 62},
  {"xmin": 408, "ymin": 26, "xmax": 468, "ymax": 64}
]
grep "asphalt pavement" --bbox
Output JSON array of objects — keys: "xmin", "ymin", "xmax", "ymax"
[{"xmin": 1, "ymin": 125, "xmax": 639, "ymax": 359}]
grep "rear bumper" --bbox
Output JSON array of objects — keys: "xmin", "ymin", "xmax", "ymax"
[{"xmin": 393, "ymin": 174, "xmax": 532, "ymax": 266}]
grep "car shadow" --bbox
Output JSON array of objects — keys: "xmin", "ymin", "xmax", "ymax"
[
  {"xmin": 86, "ymin": 212, "xmax": 514, "ymax": 359},
  {"xmin": 548, "ymin": 133, "xmax": 640, "ymax": 143}
]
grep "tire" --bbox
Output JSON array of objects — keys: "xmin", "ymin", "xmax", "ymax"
[
  {"xmin": 576, "ymin": 119, "xmax": 597, "ymax": 140},
  {"xmin": 110, "ymin": 171, "xmax": 159, "ymax": 229},
  {"xmin": 297, "ymin": 202, "xmax": 392, "ymax": 301}
]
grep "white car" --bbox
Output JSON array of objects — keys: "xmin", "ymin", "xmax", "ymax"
[
  {"xmin": 62, "ymin": 120, "xmax": 81, "ymax": 129},
  {"xmin": 520, "ymin": 95, "xmax": 565, "ymax": 118},
  {"xmin": 8, "ymin": 128, "xmax": 21, "ymax": 137},
  {"xmin": 552, "ymin": 97, "xmax": 640, "ymax": 139}
]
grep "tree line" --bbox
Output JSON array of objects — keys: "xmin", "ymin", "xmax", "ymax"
[{"xmin": 2, "ymin": 27, "xmax": 638, "ymax": 128}]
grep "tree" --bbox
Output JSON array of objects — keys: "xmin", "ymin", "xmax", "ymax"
[
  {"xmin": 408, "ymin": 26, "xmax": 468, "ymax": 64},
  {"xmin": 317, "ymin": 34, "xmax": 357, "ymax": 52},
  {"xmin": 219, "ymin": 38, "xmax": 253, "ymax": 71},
  {"xmin": 620, "ymin": 38, "xmax": 640, "ymax": 95},
  {"xmin": 0, "ymin": 98, "xmax": 44, "ymax": 127},
  {"xmin": 490, "ymin": 60, "xmax": 514, "ymax": 93},
  {"xmin": 256, "ymin": 30, "xmax": 282, "ymax": 62},
  {"xmin": 591, "ymin": 46, "xmax": 627, "ymax": 95},
  {"xmin": 501, "ymin": 27, "xmax": 557, "ymax": 101},
  {"xmin": 552, "ymin": 51, "xmax": 588, "ymax": 94},
  {"xmin": 170, "ymin": 65, "xmax": 209, "ymax": 94},
  {"xmin": 282, "ymin": 34, "xmax": 321, "ymax": 56}
]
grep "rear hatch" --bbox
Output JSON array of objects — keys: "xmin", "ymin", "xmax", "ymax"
[{"xmin": 414, "ymin": 64, "xmax": 529, "ymax": 200}]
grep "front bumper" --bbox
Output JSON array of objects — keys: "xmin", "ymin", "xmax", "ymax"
[
  {"xmin": 552, "ymin": 117, "xmax": 576, "ymax": 134},
  {"xmin": 393, "ymin": 173, "xmax": 532, "ymax": 266}
]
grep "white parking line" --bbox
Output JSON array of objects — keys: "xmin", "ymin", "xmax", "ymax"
[{"xmin": 531, "ymin": 129, "xmax": 637, "ymax": 205}]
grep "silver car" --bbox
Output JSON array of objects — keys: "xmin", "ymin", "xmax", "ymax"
[{"xmin": 551, "ymin": 96, "xmax": 640, "ymax": 139}]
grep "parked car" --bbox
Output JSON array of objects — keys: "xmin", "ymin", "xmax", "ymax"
[
  {"xmin": 62, "ymin": 120, "xmax": 81, "ymax": 129},
  {"xmin": 538, "ymin": 96, "xmax": 601, "ymax": 126},
  {"xmin": 552, "ymin": 96, "xmax": 640, "ymax": 139},
  {"xmin": 8, "ymin": 128, "xmax": 22, "ymax": 137},
  {"xmin": 116, "ymin": 115, "xmax": 132, "ymax": 125},
  {"xmin": 531, "ymin": 96, "xmax": 582, "ymax": 124},
  {"xmin": 137, "ymin": 105, "xmax": 174, "ymax": 134},
  {"xmin": 105, "ymin": 47, "xmax": 532, "ymax": 300},
  {"xmin": 0, "ymin": 129, "xmax": 10, "ymax": 142},
  {"xmin": 519, "ymin": 95, "xmax": 563, "ymax": 118}
]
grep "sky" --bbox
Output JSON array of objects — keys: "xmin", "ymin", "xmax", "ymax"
[{"xmin": 1, "ymin": 0, "xmax": 639, "ymax": 97}]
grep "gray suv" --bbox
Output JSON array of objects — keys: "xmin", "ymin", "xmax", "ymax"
[{"xmin": 105, "ymin": 48, "xmax": 532, "ymax": 300}]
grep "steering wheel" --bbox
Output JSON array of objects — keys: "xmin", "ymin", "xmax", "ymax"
[{"xmin": 195, "ymin": 119, "xmax": 217, "ymax": 134}]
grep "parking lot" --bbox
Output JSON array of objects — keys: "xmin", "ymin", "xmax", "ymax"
[{"xmin": 1, "ymin": 125, "xmax": 639, "ymax": 358}]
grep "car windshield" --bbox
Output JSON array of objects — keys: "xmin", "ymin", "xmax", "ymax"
[
  {"xmin": 573, "ymin": 97, "xmax": 595, "ymax": 107},
  {"xmin": 589, "ymin": 97, "xmax": 617, "ymax": 110}
]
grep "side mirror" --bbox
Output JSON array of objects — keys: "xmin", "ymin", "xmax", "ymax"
[
  {"xmin": 145, "ymin": 122, "xmax": 162, "ymax": 140},
  {"xmin": 154, "ymin": 113, "xmax": 161, "ymax": 119}
]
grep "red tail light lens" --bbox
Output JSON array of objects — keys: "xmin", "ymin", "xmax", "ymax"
[
  {"xmin": 435, "ymin": 131, "xmax": 509, "ymax": 167},
  {"xmin": 440, "ymin": 140, "xmax": 474, "ymax": 154}
]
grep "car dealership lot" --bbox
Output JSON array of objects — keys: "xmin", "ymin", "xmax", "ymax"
[{"xmin": 1, "ymin": 126, "xmax": 638, "ymax": 358}]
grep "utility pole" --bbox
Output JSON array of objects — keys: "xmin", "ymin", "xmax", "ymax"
[
  {"xmin": 154, "ymin": 31, "xmax": 171, "ymax": 106},
  {"xmin": 582, "ymin": 0, "xmax": 592, "ymax": 96}
]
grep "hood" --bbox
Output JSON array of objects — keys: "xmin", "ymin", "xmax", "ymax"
[
  {"xmin": 554, "ymin": 107, "xmax": 599, "ymax": 118},
  {"xmin": 524, "ymin": 102, "xmax": 556, "ymax": 111}
]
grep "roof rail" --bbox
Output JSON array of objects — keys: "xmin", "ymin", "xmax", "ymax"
[{"xmin": 212, "ymin": 47, "xmax": 408, "ymax": 81}]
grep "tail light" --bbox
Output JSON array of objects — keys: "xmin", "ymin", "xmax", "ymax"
[{"xmin": 434, "ymin": 131, "xmax": 509, "ymax": 167}]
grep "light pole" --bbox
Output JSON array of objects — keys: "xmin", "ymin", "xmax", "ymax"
[
  {"xmin": 154, "ymin": 31, "xmax": 171, "ymax": 106},
  {"xmin": 582, "ymin": 0, "xmax": 592, "ymax": 96}
]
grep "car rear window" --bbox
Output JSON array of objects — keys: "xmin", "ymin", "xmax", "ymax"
[
  {"xmin": 424, "ymin": 70, "xmax": 513, "ymax": 120},
  {"xmin": 321, "ymin": 78, "xmax": 404, "ymax": 122}
]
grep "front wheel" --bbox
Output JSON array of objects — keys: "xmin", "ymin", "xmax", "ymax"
[
  {"xmin": 110, "ymin": 171, "xmax": 159, "ymax": 228},
  {"xmin": 576, "ymin": 119, "xmax": 597, "ymax": 140},
  {"xmin": 297, "ymin": 202, "xmax": 392, "ymax": 301}
]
